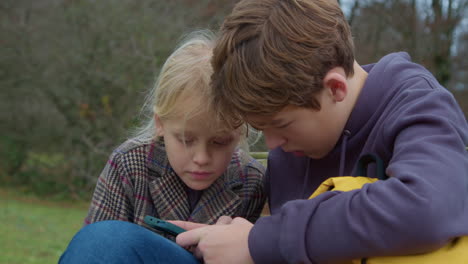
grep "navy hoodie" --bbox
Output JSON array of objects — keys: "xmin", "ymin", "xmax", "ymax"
[{"xmin": 249, "ymin": 52, "xmax": 468, "ymax": 263}]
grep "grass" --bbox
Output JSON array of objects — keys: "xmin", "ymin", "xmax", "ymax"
[{"xmin": 0, "ymin": 188, "xmax": 88, "ymax": 264}]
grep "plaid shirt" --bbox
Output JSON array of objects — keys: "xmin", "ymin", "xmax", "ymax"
[{"xmin": 85, "ymin": 139, "xmax": 266, "ymax": 233}]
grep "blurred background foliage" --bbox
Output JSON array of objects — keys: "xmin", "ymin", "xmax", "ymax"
[{"xmin": 1, "ymin": 0, "xmax": 467, "ymax": 200}]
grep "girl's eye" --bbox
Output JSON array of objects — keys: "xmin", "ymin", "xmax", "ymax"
[
  {"xmin": 213, "ymin": 137, "xmax": 233, "ymax": 146},
  {"xmin": 178, "ymin": 137, "xmax": 194, "ymax": 144}
]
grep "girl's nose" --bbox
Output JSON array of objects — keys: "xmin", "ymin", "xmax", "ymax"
[{"xmin": 192, "ymin": 147, "xmax": 211, "ymax": 166}]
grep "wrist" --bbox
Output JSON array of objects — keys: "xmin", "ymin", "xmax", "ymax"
[{"xmin": 248, "ymin": 216, "xmax": 285, "ymax": 264}]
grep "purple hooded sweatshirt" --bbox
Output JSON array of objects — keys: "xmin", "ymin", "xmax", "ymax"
[{"xmin": 248, "ymin": 52, "xmax": 468, "ymax": 263}]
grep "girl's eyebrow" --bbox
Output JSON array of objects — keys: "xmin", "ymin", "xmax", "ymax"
[{"xmin": 174, "ymin": 131, "xmax": 195, "ymax": 137}]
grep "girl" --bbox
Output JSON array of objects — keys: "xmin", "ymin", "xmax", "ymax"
[{"xmin": 60, "ymin": 31, "xmax": 266, "ymax": 264}]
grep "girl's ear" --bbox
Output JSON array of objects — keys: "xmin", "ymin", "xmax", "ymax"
[
  {"xmin": 154, "ymin": 114, "xmax": 165, "ymax": 137},
  {"xmin": 323, "ymin": 67, "xmax": 348, "ymax": 102}
]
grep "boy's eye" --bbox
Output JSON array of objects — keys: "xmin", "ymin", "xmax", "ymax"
[{"xmin": 276, "ymin": 122, "xmax": 291, "ymax": 129}]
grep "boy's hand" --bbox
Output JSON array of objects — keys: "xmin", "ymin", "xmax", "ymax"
[
  {"xmin": 215, "ymin": 215, "xmax": 233, "ymax": 225},
  {"xmin": 169, "ymin": 220, "xmax": 207, "ymax": 230},
  {"xmin": 175, "ymin": 217, "xmax": 254, "ymax": 264},
  {"xmin": 169, "ymin": 215, "xmax": 232, "ymax": 230}
]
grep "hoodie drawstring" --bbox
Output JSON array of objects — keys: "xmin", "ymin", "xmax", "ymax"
[{"xmin": 339, "ymin": 130, "xmax": 351, "ymax": 176}]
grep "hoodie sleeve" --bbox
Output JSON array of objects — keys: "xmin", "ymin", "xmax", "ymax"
[{"xmin": 248, "ymin": 80, "xmax": 468, "ymax": 263}]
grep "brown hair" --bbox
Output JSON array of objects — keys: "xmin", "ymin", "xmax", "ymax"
[{"xmin": 211, "ymin": 0, "xmax": 354, "ymax": 128}]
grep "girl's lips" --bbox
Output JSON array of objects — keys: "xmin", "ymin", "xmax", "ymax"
[{"xmin": 190, "ymin": 171, "xmax": 212, "ymax": 180}]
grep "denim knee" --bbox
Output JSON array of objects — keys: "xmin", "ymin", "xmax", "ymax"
[{"xmin": 59, "ymin": 220, "xmax": 199, "ymax": 264}]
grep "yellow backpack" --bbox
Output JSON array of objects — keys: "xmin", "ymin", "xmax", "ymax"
[{"xmin": 309, "ymin": 154, "xmax": 468, "ymax": 264}]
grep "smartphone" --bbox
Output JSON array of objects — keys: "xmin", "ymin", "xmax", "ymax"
[{"xmin": 144, "ymin": 215, "xmax": 186, "ymax": 236}]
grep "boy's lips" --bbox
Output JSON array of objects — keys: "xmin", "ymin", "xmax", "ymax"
[{"xmin": 292, "ymin": 151, "xmax": 305, "ymax": 157}]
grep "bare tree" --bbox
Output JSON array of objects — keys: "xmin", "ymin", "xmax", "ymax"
[
  {"xmin": 348, "ymin": 0, "xmax": 467, "ymax": 87},
  {"xmin": 425, "ymin": 0, "xmax": 468, "ymax": 85},
  {"xmin": 0, "ymin": 0, "xmax": 236, "ymax": 198}
]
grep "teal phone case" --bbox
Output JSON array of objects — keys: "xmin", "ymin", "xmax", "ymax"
[{"xmin": 144, "ymin": 215, "xmax": 186, "ymax": 236}]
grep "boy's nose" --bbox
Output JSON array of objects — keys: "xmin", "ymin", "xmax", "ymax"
[{"xmin": 264, "ymin": 132, "xmax": 286, "ymax": 150}]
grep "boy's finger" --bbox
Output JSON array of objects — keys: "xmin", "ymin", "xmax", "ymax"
[
  {"xmin": 168, "ymin": 220, "xmax": 207, "ymax": 230},
  {"xmin": 193, "ymin": 246, "xmax": 204, "ymax": 259},
  {"xmin": 176, "ymin": 227, "xmax": 207, "ymax": 247},
  {"xmin": 215, "ymin": 215, "xmax": 233, "ymax": 225}
]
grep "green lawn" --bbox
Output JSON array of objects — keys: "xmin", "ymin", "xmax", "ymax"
[{"xmin": 0, "ymin": 189, "xmax": 88, "ymax": 264}]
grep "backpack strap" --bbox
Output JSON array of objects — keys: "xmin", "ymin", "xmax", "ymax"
[{"xmin": 354, "ymin": 153, "xmax": 388, "ymax": 180}]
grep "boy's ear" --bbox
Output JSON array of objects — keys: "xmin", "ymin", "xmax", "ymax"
[
  {"xmin": 154, "ymin": 114, "xmax": 165, "ymax": 137},
  {"xmin": 323, "ymin": 67, "xmax": 347, "ymax": 102}
]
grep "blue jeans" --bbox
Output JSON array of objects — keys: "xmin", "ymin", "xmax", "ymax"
[{"xmin": 59, "ymin": 220, "xmax": 200, "ymax": 264}]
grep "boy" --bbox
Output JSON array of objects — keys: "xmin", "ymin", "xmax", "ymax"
[{"xmin": 175, "ymin": 0, "xmax": 468, "ymax": 263}]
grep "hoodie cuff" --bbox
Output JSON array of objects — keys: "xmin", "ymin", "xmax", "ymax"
[{"xmin": 248, "ymin": 215, "xmax": 286, "ymax": 264}]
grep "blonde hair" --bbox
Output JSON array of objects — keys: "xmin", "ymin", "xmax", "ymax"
[
  {"xmin": 132, "ymin": 30, "xmax": 217, "ymax": 143},
  {"xmin": 132, "ymin": 30, "xmax": 255, "ymax": 150}
]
